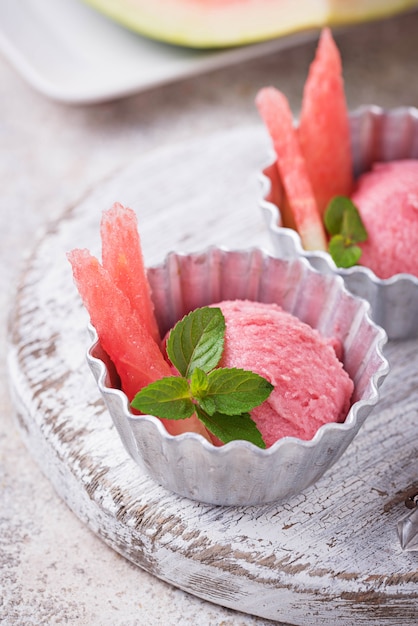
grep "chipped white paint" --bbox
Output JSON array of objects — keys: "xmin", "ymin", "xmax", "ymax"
[{"xmin": 7, "ymin": 129, "xmax": 418, "ymax": 625}]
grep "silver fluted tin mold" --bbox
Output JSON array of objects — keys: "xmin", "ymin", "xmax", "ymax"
[
  {"xmin": 260, "ymin": 106, "xmax": 418, "ymax": 340},
  {"xmin": 87, "ymin": 247, "xmax": 389, "ymax": 506}
]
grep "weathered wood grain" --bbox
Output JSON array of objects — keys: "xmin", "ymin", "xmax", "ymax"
[{"xmin": 7, "ymin": 128, "xmax": 418, "ymax": 625}]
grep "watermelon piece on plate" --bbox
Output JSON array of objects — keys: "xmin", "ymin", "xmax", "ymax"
[
  {"xmin": 100, "ymin": 202, "xmax": 160, "ymax": 345},
  {"xmin": 80, "ymin": 0, "xmax": 329, "ymax": 48},
  {"xmin": 256, "ymin": 86, "xmax": 328, "ymax": 251},
  {"xmin": 81, "ymin": 0, "xmax": 418, "ymax": 48},
  {"xmin": 298, "ymin": 27, "xmax": 353, "ymax": 215}
]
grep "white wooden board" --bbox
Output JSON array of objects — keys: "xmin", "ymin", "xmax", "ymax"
[{"xmin": 7, "ymin": 127, "xmax": 418, "ymax": 624}]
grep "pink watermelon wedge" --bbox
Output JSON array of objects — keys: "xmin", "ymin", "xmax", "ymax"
[
  {"xmin": 298, "ymin": 28, "xmax": 353, "ymax": 214},
  {"xmin": 68, "ymin": 210, "xmax": 210, "ymax": 440},
  {"xmin": 100, "ymin": 203, "xmax": 161, "ymax": 345},
  {"xmin": 68, "ymin": 247, "xmax": 171, "ymax": 401},
  {"xmin": 256, "ymin": 86, "xmax": 328, "ymax": 251}
]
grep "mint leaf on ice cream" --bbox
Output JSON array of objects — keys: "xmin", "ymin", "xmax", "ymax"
[
  {"xmin": 197, "ymin": 367, "xmax": 273, "ymax": 416},
  {"xmin": 324, "ymin": 195, "xmax": 368, "ymax": 268},
  {"xmin": 166, "ymin": 306, "xmax": 225, "ymax": 377},
  {"xmin": 132, "ymin": 307, "xmax": 271, "ymax": 448}
]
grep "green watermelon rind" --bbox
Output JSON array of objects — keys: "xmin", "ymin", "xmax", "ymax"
[{"xmin": 81, "ymin": 0, "xmax": 418, "ymax": 49}]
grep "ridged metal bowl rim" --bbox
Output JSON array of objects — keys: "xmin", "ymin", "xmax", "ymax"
[
  {"xmin": 260, "ymin": 106, "xmax": 418, "ymax": 339},
  {"xmin": 86, "ymin": 246, "xmax": 389, "ymax": 505}
]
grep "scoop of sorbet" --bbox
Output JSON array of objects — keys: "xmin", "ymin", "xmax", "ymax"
[
  {"xmin": 213, "ymin": 300, "xmax": 353, "ymax": 447},
  {"xmin": 352, "ymin": 160, "xmax": 418, "ymax": 279}
]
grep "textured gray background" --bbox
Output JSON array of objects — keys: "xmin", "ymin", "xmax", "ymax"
[{"xmin": 1, "ymin": 7, "xmax": 418, "ymax": 626}]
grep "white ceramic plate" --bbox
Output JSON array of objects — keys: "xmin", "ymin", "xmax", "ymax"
[{"xmin": 0, "ymin": 0, "xmax": 319, "ymax": 104}]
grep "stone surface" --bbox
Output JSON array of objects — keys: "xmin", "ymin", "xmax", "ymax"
[{"xmin": 2, "ymin": 10, "xmax": 418, "ymax": 625}]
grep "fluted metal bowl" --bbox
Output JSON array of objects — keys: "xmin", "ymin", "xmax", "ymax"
[
  {"xmin": 87, "ymin": 246, "xmax": 388, "ymax": 506},
  {"xmin": 260, "ymin": 106, "xmax": 418, "ymax": 340}
]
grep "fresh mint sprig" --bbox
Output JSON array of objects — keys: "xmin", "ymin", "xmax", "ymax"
[
  {"xmin": 324, "ymin": 196, "xmax": 368, "ymax": 268},
  {"xmin": 166, "ymin": 305, "xmax": 225, "ymax": 377},
  {"xmin": 131, "ymin": 307, "xmax": 273, "ymax": 448}
]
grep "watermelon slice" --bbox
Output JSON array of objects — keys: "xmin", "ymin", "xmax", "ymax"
[
  {"xmin": 68, "ymin": 211, "xmax": 210, "ymax": 439},
  {"xmin": 298, "ymin": 28, "xmax": 353, "ymax": 215},
  {"xmin": 328, "ymin": 0, "xmax": 416, "ymax": 23},
  {"xmin": 81, "ymin": 0, "xmax": 418, "ymax": 48},
  {"xmin": 100, "ymin": 203, "xmax": 160, "ymax": 345},
  {"xmin": 256, "ymin": 86, "xmax": 328, "ymax": 252},
  {"xmin": 68, "ymin": 247, "xmax": 171, "ymax": 401}
]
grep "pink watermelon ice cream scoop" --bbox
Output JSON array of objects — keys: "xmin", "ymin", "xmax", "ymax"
[
  {"xmin": 353, "ymin": 160, "xmax": 418, "ymax": 279},
  {"xmin": 215, "ymin": 300, "xmax": 354, "ymax": 447}
]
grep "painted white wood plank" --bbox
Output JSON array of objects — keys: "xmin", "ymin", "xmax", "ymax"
[{"xmin": 7, "ymin": 127, "xmax": 418, "ymax": 625}]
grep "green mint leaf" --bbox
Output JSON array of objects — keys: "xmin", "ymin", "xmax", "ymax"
[
  {"xmin": 195, "ymin": 406, "xmax": 266, "ymax": 449},
  {"xmin": 324, "ymin": 196, "xmax": 368, "ymax": 268},
  {"xmin": 166, "ymin": 306, "xmax": 225, "ymax": 377},
  {"xmin": 342, "ymin": 204, "xmax": 367, "ymax": 243},
  {"xmin": 132, "ymin": 305, "xmax": 274, "ymax": 448},
  {"xmin": 328, "ymin": 234, "xmax": 363, "ymax": 269},
  {"xmin": 189, "ymin": 368, "xmax": 215, "ymax": 416},
  {"xmin": 325, "ymin": 196, "xmax": 352, "ymax": 235},
  {"xmin": 325, "ymin": 196, "xmax": 368, "ymax": 242},
  {"xmin": 131, "ymin": 376, "xmax": 195, "ymax": 420},
  {"xmin": 198, "ymin": 368, "xmax": 273, "ymax": 416},
  {"xmin": 189, "ymin": 367, "xmax": 209, "ymax": 397}
]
